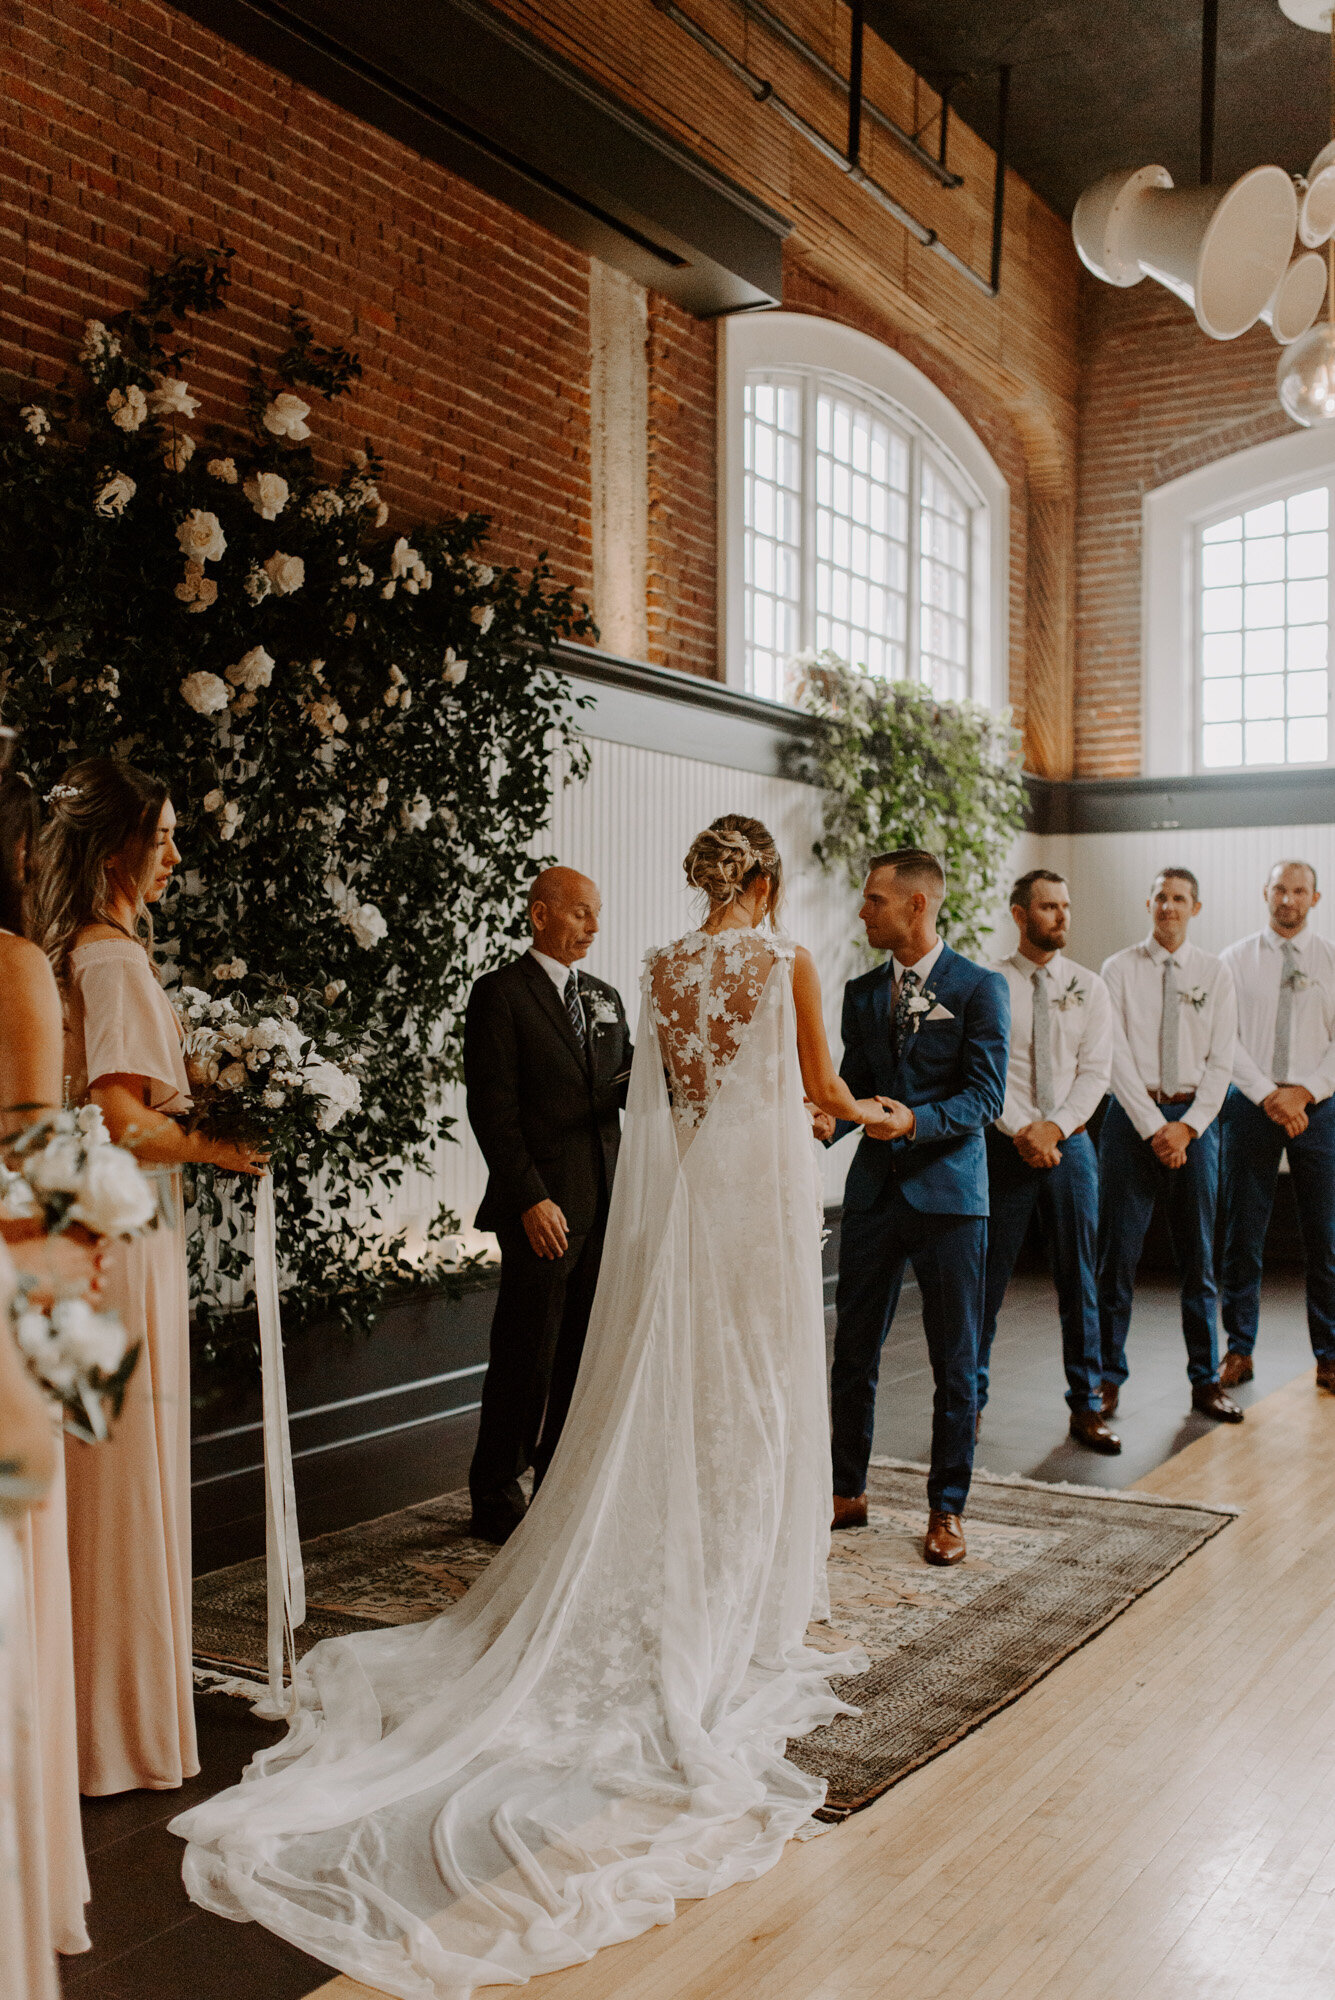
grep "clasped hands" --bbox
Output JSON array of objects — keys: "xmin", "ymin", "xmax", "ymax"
[
  {"xmin": 1263, "ymin": 1083, "xmax": 1313, "ymax": 1139},
  {"xmin": 806, "ymin": 1097, "xmax": 914, "ymax": 1144}
]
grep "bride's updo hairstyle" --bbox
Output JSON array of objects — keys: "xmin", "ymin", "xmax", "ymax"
[
  {"xmin": 35, "ymin": 757, "xmax": 170, "ymax": 975},
  {"xmin": 684, "ymin": 813, "xmax": 784, "ymax": 925}
]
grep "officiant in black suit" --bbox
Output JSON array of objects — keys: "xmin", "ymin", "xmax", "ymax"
[{"xmin": 464, "ymin": 866, "xmax": 633, "ymax": 1542}]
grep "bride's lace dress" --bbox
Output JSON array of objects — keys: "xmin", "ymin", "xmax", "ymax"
[{"xmin": 172, "ymin": 926, "xmax": 866, "ymax": 1997}]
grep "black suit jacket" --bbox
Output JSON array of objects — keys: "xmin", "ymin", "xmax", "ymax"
[{"xmin": 465, "ymin": 953, "xmax": 633, "ymax": 1237}]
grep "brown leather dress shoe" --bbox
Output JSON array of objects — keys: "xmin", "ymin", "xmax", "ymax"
[
  {"xmin": 831, "ymin": 1493, "xmax": 868, "ymax": 1530},
  {"xmin": 1100, "ymin": 1380, "xmax": 1120, "ymax": 1417},
  {"xmin": 1316, "ymin": 1360, "xmax": 1335, "ymax": 1394},
  {"xmin": 1218, "ymin": 1351, "xmax": 1254, "ymax": 1389},
  {"xmin": 1069, "ymin": 1407, "xmax": 1122, "ymax": 1454},
  {"xmin": 923, "ymin": 1510, "xmax": 966, "ymax": 1566},
  {"xmin": 1191, "ymin": 1381, "xmax": 1244, "ymax": 1422}
]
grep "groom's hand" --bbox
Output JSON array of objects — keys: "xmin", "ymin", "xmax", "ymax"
[
  {"xmin": 806, "ymin": 1101, "xmax": 837, "ymax": 1143},
  {"xmin": 863, "ymin": 1097, "xmax": 915, "ymax": 1142},
  {"xmin": 522, "ymin": 1198, "xmax": 569, "ymax": 1259}
]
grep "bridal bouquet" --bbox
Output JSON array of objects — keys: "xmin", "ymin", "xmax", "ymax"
[
  {"xmin": 177, "ymin": 986, "xmax": 362, "ymax": 1155},
  {"xmin": 12, "ymin": 1284, "xmax": 139, "ymax": 1443},
  {"xmin": 0, "ymin": 1104, "xmax": 162, "ymax": 1238}
]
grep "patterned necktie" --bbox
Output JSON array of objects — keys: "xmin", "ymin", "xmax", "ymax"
[
  {"xmin": 891, "ymin": 968, "xmax": 920, "ymax": 1062},
  {"xmin": 1032, "ymin": 967, "xmax": 1056, "ymax": 1117},
  {"xmin": 1160, "ymin": 955, "xmax": 1181, "ymax": 1098},
  {"xmin": 563, "ymin": 970, "xmax": 586, "ymax": 1050},
  {"xmin": 1273, "ymin": 941, "xmax": 1298, "ymax": 1084}
]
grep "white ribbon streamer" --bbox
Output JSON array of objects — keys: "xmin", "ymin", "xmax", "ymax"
[{"xmin": 250, "ymin": 1173, "xmax": 305, "ymax": 1718}]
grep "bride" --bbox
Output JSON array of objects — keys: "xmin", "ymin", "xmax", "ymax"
[{"xmin": 173, "ymin": 814, "xmax": 894, "ymax": 1997}]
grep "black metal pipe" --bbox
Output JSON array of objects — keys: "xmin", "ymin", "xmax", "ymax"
[
  {"xmin": 1200, "ymin": 0, "xmax": 1218, "ymax": 184},
  {"xmin": 990, "ymin": 63, "xmax": 1010, "ymax": 294},
  {"xmin": 847, "ymin": 0, "xmax": 864, "ymax": 165},
  {"xmin": 938, "ymin": 84, "xmax": 952, "ymax": 168}
]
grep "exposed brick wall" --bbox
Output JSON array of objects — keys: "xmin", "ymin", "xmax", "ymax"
[
  {"xmin": 1074, "ymin": 272, "xmax": 1293, "ymax": 776},
  {"xmin": 1, "ymin": 0, "xmax": 597, "ymax": 595},
  {"xmin": 645, "ymin": 298, "xmax": 717, "ymax": 678}
]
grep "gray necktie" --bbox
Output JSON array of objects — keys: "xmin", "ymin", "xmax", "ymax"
[
  {"xmin": 1032, "ymin": 967, "xmax": 1056, "ymax": 1117},
  {"xmin": 1160, "ymin": 955, "xmax": 1181, "ymax": 1098},
  {"xmin": 1273, "ymin": 942, "xmax": 1298, "ymax": 1084},
  {"xmin": 563, "ymin": 970, "xmax": 586, "ymax": 1050}
]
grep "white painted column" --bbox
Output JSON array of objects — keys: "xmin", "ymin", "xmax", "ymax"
[{"xmin": 588, "ymin": 258, "xmax": 649, "ymax": 661}]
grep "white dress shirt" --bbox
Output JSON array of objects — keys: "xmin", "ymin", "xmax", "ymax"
[
  {"xmin": 1101, "ymin": 935, "xmax": 1237, "ymax": 1140},
  {"xmin": 891, "ymin": 936, "xmax": 945, "ymax": 997},
  {"xmin": 993, "ymin": 951, "xmax": 1113, "ymax": 1139},
  {"xmin": 529, "ymin": 947, "xmax": 579, "ymax": 998},
  {"xmin": 1221, "ymin": 925, "xmax": 1335, "ymax": 1105}
]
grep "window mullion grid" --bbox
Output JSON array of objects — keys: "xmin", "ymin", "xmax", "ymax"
[
  {"xmin": 908, "ymin": 432, "xmax": 923, "ymax": 687},
  {"xmin": 802, "ymin": 372, "xmax": 818, "ymax": 661}
]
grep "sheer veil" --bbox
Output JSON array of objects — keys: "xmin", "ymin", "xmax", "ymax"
[{"xmin": 172, "ymin": 929, "xmax": 866, "ymax": 1998}]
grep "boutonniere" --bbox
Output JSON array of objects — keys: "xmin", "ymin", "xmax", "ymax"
[
  {"xmin": 1178, "ymin": 985, "xmax": 1208, "ymax": 1012},
  {"xmin": 1282, "ymin": 963, "xmax": 1312, "ymax": 992},
  {"xmin": 905, "ymin": 986, "xmax": 938, "ymax": 1031},
  {"xmin": 1053, "ymin": 977, "xmax": 1085, "ymax": 1012},
  {"xmin": 586, "ymin": 993, "xmax": 620, "ymax": 1029}
]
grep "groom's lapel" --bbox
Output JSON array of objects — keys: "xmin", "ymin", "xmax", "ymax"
[
  {"xmin": 518, "ymin": 953, "xmax": 589, "ymax": 1077},
  {"xmin": 868, "ymin": 961, "xmax": 894, "ymax": 1058}
]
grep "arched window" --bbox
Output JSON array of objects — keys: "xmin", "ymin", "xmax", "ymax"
[
  {"xmin": 1143, "ymin": 429, "xmax": 1335, "ymax": 777},
  {"xmin": 724, "ymin": 313, "xmax": 1008, "ymax": 708}
]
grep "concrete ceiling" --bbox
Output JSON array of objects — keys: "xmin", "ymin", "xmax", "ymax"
[{"xmin": 867, "ymin": 0, "xmax": 1333, "ymax": 218}]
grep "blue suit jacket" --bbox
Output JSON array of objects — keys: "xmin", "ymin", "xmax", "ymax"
[{"xmin": 835, "ymin": 943, "xmax": 1010, "ymax": 1218}]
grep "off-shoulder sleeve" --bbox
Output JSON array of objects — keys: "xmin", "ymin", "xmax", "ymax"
[{"xmin": 70, "ymin": 944, "xmax": 191, "ymax": 1114}]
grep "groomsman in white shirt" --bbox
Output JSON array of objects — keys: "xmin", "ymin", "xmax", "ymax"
[
  {"xmin": 980, "ymin": 870, "xmax": 1120, "ymax": 1452},
  {"xmin": 1218, "ymin": 860, "xmax": 1335, "ymax": 1395},
  {"xmin": 1097, "ymin": 867, "xmax": 1241, "ymax": 1421}
]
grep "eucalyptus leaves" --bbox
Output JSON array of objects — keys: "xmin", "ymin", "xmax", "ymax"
[
  {"xmin": 794, "ymin": 650, "xmax": 1025, "ymax": 955},
  {"xmin": 0, "ymin": 249, "xmax": 593, "ymax": 1359}
]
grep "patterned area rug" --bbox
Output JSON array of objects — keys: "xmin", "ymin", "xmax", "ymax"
[{"xmin": 193, "ymin": 1457, "xmax": 1234, "ymax": 1817}]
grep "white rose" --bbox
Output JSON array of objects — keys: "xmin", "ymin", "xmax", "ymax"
[
  {"xmin": 324, "ymin": 980, "xmax": 346, "ymax": 1003},
  {"xmin": 176, "ymin": 508, "xmax": 226, "ymax": 563},
  {"xmin": 148, "ymin": 376, "xmax": 200, "ymax": 419},
  {"xmin": 347, "ymin": 901, "xmax": 387, "ymax": 949},
  {"xmin": 15, "ymin": 1308, "xmax": 56, "ymax": 1364},
  {"xmin": 95, "ymin": 472, "xmax": 136, "ymax": 516},
  {"xmin": 50, "ymin": 1298, "xmax": 128, "ymax": 1376},
  {"xmin": 207, "ymin": 457, "xmax": 239, "ymax": 483},
  {"xmin": 107, "ymin": 385, "xmax": 147, "ymax": 431},
  {"xmin": 262, "ymin": 392, "xmax": 311, "ymax": 441},
  {"xmin": 25, "ymin": 1132, "xmax": 84, "ymax": 1197},
  {"xmin": 243, "ymin": 471, "xmax": 289, "ymax": 521},
  {"xmin": 214, "ymin": 958, "xmax": 247, "ymax": 981},
  {"xmin": 20, "ymin": 405, "xmax": 51, "ymax": 440},
  {"xmin": 468, "ymin": 560, "xmax": 495, "ymax": 586},
  {"xmin": 75, "ymin": 1104, "xmax": 109, "ymax": 1144},
  {"xmin": 442, "ymin": 650, "xmax": 468, "ymax": 684},
  {"xmin": 180, "ymin": 671, "xmax": 229, "ymax": 715},
  {"xmin": 67, "ymin": 1145, "xmax": 158, "ymax": 1237},
  {"xmin": 226, "ymin": 645, "xmax": 276, "ymax": 692},
  {"xmin": 202, "ymin": 788, "xmax": 224, "ymax": 812},
  {"xmin": 218, "ymin": 1061, "xmax": 248, "ymax": 1091},
  {"xmin": 302, "ymin": 1058, "xmax": 361, "ymax": 1130},
  {"xmin": 263, "ymin": 551, "xmax": 305, "ymax": 595},
  {"xmin": 470, "ymin": 602, "xmax": 495, "ymax": 633},
  {"xmin": 162, "ymin": 433, "xmax": 195, "ymax": 472}
]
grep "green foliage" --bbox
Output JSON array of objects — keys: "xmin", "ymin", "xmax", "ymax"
[
  {"xmin": 794, "ymin": 651, "xmax": 1026, "ymax": 954},
  {"xmin": 0, "ymin": 251, "xmax": 593, "ymax": 1364}
]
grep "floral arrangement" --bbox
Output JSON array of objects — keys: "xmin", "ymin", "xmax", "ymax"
[
  {"xmin": 792, "ymin": 649, "xmax": 1026, "ymax": 956},
  {"xmin": 177, "ymin": 985, "xmax": 361, "ymax": 1151},
  {"xmin": 12, "ymin": 1285, "xmax": 138, "ymax": 1444},
  {"xmin": 0, "ymin": 249, "xmax": 593, "ymax": 1359},
  {"xmin": 0, "ymin": 1106, "xmax": 162, "ymax": 1240}
]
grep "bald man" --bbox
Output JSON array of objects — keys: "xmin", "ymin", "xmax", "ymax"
[{"xmin": 463, "ymin": 868, "xmax": 633, "ymax": 1541}]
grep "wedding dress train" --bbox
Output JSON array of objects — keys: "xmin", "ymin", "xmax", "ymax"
[{"xmin": 172, "ymin": 927, "xmax": 866, "ymax": 1996}]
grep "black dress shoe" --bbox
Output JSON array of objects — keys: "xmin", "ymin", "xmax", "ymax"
[
  {"xmin": 1191, "ymin": 1381, "xmax": 1244, "ymax": 1423},
  {"xmin": 469, "ymin": 1505, "xmax": 525, "ymax": 1545},
  {"xmin": 1069, "ymin": 1407, "xmax": 1122, "ymax": 1454}
]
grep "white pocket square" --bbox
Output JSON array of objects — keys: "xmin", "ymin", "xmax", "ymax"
[{"xmin": 924, "ymin": 1003, "xmax": 955, "ymax": 1022}]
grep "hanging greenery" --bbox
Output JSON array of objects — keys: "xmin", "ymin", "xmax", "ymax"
[
  {"xmin": 794, "ymin": 650, "xmax": 1025, "ymax": 954},
  {"xmin": 0, "ymin": 248, "xmax": 593, "ymax": 1363}
]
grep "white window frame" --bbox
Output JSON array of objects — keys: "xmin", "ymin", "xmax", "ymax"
[
  {"xmin": 721, "ymin": 312, "xmax": 1009, "ymax": 708},
  {"xmin": 1143, "ymin": 427, "xmax": 1335, "ymax": 776}
]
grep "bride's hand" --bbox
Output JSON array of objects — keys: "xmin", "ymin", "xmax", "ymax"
[
  {"xmin": 858, "ymin": 1097, "xmax": 914, "ymax": 1142},
  {"xmin": 206, "ymin": 1137, "xmax": 270, "ymax": 1176}
]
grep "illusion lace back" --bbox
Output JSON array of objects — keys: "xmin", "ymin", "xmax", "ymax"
[{"xmin": 172, "ymin": 927, "xmax": 865, "ymax": 1999}]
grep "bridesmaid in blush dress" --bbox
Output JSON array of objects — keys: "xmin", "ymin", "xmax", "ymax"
[
  {"xmin": 35, "ymin": 760, "xmax": 266, "ymax": 1796},
  {"xmin": 0, "ymin": 750, "xmax": 95, "ymax": 1956}
]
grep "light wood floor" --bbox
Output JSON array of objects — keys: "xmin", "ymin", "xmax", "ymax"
[{"xmin": 315, "ymin": 1370, "xmax": 1335, "ymax": 2000}]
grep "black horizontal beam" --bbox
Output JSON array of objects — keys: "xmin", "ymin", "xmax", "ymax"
[{"xmin": 166, "ymin": 0, "xmax": 789, "ymax": 316}]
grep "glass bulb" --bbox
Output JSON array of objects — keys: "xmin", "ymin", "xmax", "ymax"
[{"xmin": 1277, "ymin": 321, "xmax": 1335, "ymax": 426}]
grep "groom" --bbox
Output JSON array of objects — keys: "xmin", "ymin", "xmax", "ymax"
[
  {"xmin": 464, "ymin": 867, "xmax": 632, "ymax": 1543},
  {"xmin": 825, "ymin": 849, "xmax": 1010, "ymax": 1567}
]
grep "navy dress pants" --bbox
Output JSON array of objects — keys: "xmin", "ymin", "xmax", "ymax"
[
  {"xmin": 1220, "ymin": 1086, "xmax": 1335, "ymax": 1365},
  {"xmin": 1096, "ymin": 1097, "xmax": 1220, "ymax": 1388},
  {"xmin": 978, "ymin": 1127, "xmax": 1103, "ymax": 1415},
  {"xmin": 831, "ymin": 1184, "xmax": 985, "ymax": 1516}
]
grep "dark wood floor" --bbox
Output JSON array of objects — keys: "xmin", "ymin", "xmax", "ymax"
[{"xmin": 63, "ymin": 1267, "xmax": 1324, "ymax": 1998}]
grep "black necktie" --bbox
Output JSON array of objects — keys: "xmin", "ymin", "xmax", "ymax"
[
  {"xmin": 891, "ymin": 968, "xmax": 920, "ymax": 1062},
  {"xmin": 564, "ymin": 970, "xmax": 586, "ymax": 1050}
]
